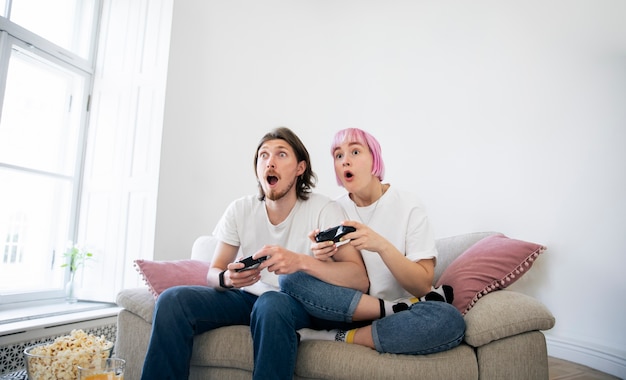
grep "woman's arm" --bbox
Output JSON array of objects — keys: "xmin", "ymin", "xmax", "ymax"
[{"xmin": 341, "ymin": 220, "xmax": 434, "ymax": 297}]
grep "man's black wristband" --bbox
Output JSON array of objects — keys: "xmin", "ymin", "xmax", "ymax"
[{"xmin": 219, "ymin": 270, "xmax": 233, "ymax": 289}]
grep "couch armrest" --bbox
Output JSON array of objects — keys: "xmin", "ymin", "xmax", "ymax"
[
  {"xmin": 463, "ymin": 290, "xmax": 555, "ymax": 348},
  {"xmin": 116, "ymin": 287, "xmax": 155, "ymax": 324}
]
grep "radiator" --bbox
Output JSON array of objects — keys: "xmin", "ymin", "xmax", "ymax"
[{"xmin": 0, "ymin": 315, "xmax": 117, "ymax": 377}]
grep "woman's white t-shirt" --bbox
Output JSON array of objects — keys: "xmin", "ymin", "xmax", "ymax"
[{"xmin": 336, "ymin": 185, "xmax": 438, "ymax": 302}]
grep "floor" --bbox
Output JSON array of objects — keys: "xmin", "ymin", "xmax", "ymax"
[{"xmin": 549, "ymin": 357, "xmax": 621, "ymax": 379}]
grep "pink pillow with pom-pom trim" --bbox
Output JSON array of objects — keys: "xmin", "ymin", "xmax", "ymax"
[
  {"xmin": 134, "ymin": 259, "xmax": 211, "ymax": 299},
  {"xmin": 436, "ymin": 234, "xmax": 545, "ymax": 315}
]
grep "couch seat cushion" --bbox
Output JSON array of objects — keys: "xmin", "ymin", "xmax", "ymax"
[
  {"xmin": 296, "ymin": 341, "xmax": 478, "ymax": 380},
  {"xmin": 189, "ymin": 326, "xmax": 478, "ymax": 380}
]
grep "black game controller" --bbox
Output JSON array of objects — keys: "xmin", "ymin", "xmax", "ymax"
[
  {"xmin": 315, "ymin": 225, "xmax": 356, "ymax": 243},
  {"xmin": 235, "ymin": 255, "xmax": 268, "ymax": 272}
]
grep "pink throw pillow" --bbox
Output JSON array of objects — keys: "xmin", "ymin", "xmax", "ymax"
[
  {"xmin": 134, "ymin": 259, "xmax": 211, "ymax": 298},
  {"xmin": 436, "ymin": 234, "xmax": 545, "ymax": 315}
]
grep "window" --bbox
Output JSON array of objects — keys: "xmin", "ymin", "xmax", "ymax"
[
  {"xmin": 4, "ymin": 0, "xmax": 96, "ymax": 59},
  {"xmin": 0, "ymin": 1, "xmax": 100, "ymax": 303},
  {"xmin": 0, "ymin": 0, "xmax": 172, "ymax": 307}
]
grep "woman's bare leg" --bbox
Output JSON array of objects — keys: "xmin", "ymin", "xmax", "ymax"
[
  {"xmin": 352, "ymin": 294, "xmax": 382, "ymax": 321},
  {"xmin": 352, "ymin": 325, "xmax": 375, "ymax": 349}
]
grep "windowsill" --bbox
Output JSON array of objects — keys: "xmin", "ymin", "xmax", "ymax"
[{"xmin": 0, "ymin": 299, "xmax": 120, "ymax": 338}]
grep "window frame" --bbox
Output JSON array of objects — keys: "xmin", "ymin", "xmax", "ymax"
[
  {"xmin": 0, "ymin": 3, "xmax": 100, "ymax": 74},
  {"xmin": 0, "ymin": 0, "xmax": 172, "ymax": 307},
  {"xmin": 0, "ymin": 1, "xmax": 102, "ymax": 305}
]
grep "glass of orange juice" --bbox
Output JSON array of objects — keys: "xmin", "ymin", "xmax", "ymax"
[{"xmin": 78, "ymin": 358, "xmax": 125, "ymax": 380}]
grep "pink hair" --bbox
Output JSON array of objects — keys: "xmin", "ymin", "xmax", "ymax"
[{"xmin": 331, "ymin": 128, "xmax": 385, "ymax": 186}]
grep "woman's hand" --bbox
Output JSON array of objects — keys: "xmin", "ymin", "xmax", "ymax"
[
  {"xmin": 343, "ymin": 220, "xmax": 435, "ymax": 296},
  {"xmin": 342, "ymin": 220, "xmax": 388, "ymax": 254}
]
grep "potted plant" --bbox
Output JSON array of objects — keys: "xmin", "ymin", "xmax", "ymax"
[{"xmin": 61, "ymin": 245, "xmax": 93, "ymax": 303}]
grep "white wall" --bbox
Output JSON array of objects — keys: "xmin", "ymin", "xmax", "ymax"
[{"xmin": 155, "ymin": 1, "xmax": 626, "ymax": 376}]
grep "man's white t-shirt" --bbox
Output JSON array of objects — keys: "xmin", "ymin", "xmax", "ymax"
[
  {"xmin": 213, "ymin": 193, "xmax": 347, "ymax": 295},
  {"xmin": 336, "ymin": 185, "xmax": 438, "ymax": 302}
]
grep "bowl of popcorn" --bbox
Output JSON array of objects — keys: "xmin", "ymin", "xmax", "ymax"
[{"xmin": 24, "ymin": 329, "xmax": 114, "ymax": 380}]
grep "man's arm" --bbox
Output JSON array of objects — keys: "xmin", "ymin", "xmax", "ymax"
[
  {"xmin": 207, "ymin": 241, "xmax": 262, "ymax": 289},
  {"xmin": 257, "ymin": 243, "xmax": 369, "ymax": 293}
]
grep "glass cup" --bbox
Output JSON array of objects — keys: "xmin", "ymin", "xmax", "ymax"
[{"xmin": 78, "ymin": 357, "xmax": 125, "ymax": 380}]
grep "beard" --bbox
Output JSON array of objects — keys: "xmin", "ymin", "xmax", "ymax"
[{"xmin": 265, "ymin": 176, "xmax": 297, "ymax": 201}]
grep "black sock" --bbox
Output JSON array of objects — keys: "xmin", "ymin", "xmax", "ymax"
[{"xmin": 422, "ymin": 285, "xmax": 454, "ymax": 304}]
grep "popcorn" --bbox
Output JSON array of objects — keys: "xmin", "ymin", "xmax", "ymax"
[{"xmin": 24, "ymin": 329, "xmax": 113, "ymax": 380}]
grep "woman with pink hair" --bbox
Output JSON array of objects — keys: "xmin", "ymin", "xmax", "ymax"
[{"xmin": 280, "ymin": 128, "xmax": 464, "ymax": 355}]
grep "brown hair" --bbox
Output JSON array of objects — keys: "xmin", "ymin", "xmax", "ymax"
[{"xmin": 254, "ymin": 127, "xmax": 317, "ymax": 201}]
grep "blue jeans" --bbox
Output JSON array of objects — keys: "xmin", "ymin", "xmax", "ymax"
[
  {"xmin": 280, "ymin": 272, "xmax": 466, "ymax": 355},
  {"xmin": 140, "ymin": 285, "xmax": 313, "ymax": 380}
]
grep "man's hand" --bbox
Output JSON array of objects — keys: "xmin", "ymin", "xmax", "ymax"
[
  {"xmin": 257, "ymin": 245, "xmax": 303, "ymax": 275},
  {"xmin": 222, "ymin": 260, "xmax": 262, "ymax": 288}
]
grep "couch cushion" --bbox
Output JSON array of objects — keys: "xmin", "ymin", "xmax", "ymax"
[
  {"xmin": 191, "ymin": 326, "xmax": 253, "ymax": 370},
  {"xmin": 191, "ymin": 235, "xmax": 219, "ymax": 261},
  {"xmin": 295, "ymin": 341, "xmax": 477, "ymax": 380},
  {"xmin": 463, "ymin": 290, "xmax": 555, "ymax": 347},
  {"xmin": 436, "ymin": 233, "xmax": 545, "ymax": 314},
  {"xmin": 189, "ymin": 325, "xmax": 478, "ymax": 380},
  {"xmin": 134, "ymin": 259, "xmax": 210, "ymax": 298},
  {"xmin": 433, "ymin": 231, "xmax": 498, "ymax": 284}
]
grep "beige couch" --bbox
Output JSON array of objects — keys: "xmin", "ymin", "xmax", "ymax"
[{"xmin": 115, "ymin": 232, "xmax": 555, "ymax": 380}]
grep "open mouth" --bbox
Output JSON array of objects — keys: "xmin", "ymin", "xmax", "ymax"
[
  {"xmin": 344, "ymin": 171, "xmax": 354, "ymax": 179},
  {"xmin": 267, "ymin": 175, "xmax": 278, "ymax": 185}
]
